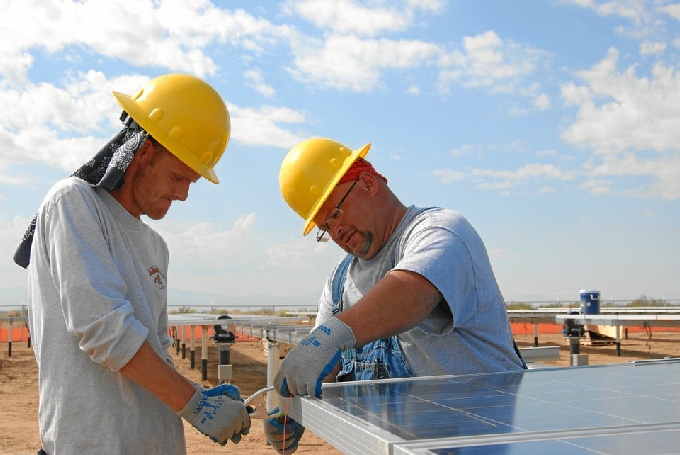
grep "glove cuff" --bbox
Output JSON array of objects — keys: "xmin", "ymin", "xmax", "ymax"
[
  {"xmin": 323, "ymin": 317, "xmax": 356, "ymax": 350},
  {"xmin": 178, "ymin": 386, "xmax": 202, "ymax": 418}
]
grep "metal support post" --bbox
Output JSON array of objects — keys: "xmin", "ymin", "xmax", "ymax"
[
  {"xmin": 533, "ymin": 322, "xmax": 539, "ymax": 347},
  {"xmin": 201, "ymin": 326, "xmax": 209, "ymax": 381},
  {"xmin": 190, "ymin": 326, "xmax": 196, "ymax": 369},
  {"xmin": 181, "ymin": 325, "xmax": 186, "ymax": 360},
  {"xmin": 266, "ymin": 337, "xmax": 282, "ymax": 413}
]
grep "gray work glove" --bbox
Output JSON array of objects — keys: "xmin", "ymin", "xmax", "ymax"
[
  {"xmin": 264, "ymin": 407, "xmax": 306, "ymax": 454},
  {"xmin": 274, "ymin": 317, "xmax": 355, "ymax": 398},
  {"xmin": 179, "ymin": 385, "xmax": 251, "ymax": 445}
]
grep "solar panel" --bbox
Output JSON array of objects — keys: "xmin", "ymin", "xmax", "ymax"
[{"xmin": 286, "ymin": 360, "xmax": 680, "ymax": 454}]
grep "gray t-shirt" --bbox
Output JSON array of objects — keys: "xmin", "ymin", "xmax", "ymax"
[
  {"xmin": 28, "ymin": 177, "xmax": 186, "ymax": 454},
  {"xmin": 317, "ymin": 205, "xmax": 523, "ymax": 376}
]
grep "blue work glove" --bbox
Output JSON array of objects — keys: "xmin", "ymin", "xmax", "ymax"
[
  {"xmin": 202, "ymin": 383, "xmax": 243, "ymax": 401},
  {"xmin": 179, "ymin": 385, "xmax": 251, "ymax": 445},
  {"xmin": 263, "ymin": 407, "xmax": 306, "ymax": 454},
  {"xmin": 274, "ymin": 317, "xmax": 355, "ymax": 398}
]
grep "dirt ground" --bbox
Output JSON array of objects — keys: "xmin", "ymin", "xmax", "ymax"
[{"xmin": 1, "ymin": 329, "xmax": 679, "ymax": 455}]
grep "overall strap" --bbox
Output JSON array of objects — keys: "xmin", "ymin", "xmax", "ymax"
[
  {"xmin": 514, "ymin": 339, "xmax": 527, "ymax": 369},
  {"xmin": 330, "ymin": 252, "xmax": 414, "ymax": 380},
  {"xmin": 331, "ymin": 254, "xmax": 354, "ymax": 314}
]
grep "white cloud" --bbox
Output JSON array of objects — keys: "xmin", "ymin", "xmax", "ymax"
[
  {"xmin": 0, "ymin": 215, "xmax": 33, "ymax": 295},
  {"xmin": 287, "ymin": 0, "xmax": 412, "ymax": 36},
  {"xmin": 163, "ymin": 214, "xmax": 256, "ymax": 255},
  {"xmin": 244, "ymin": 69, "xmax": 276, "ymax": 98},
  {"xmin": 534, "ymin": 93, "xmax": 551, "ymax": 111},
  {"xmin": 0, "ymin": 67, "xmax": 306, "ymax": 183},
  {"xmin": 483, "ymin": 163, "xmax": 575, "ymax": 180},
  {"xmin": 0, "ymin": 0, "xmax": 294, "ymax": 82},
  {"xmin": 257, "ymin": 237, "xmax": 345, "ymax": 297},
  {"xmin": 559, "ymin": 0, "xmax": 649, "ymax": 25},
  {"xmin": 0, "ymin": 71, "xmax": 116, "ymax": 135},
  {"xmin": 432, "ymin": 169, "xmax": 465, "ymax": 183},
  {"xmin": 639, "ymin": 41, "xmax": 666, "ymax": 55},
  {"xmin": 487, "ymin": 247, "xmax": 506, "ymax": 261},
  {"xmin": 281, "ymin": 0, "xmax": 447, "ymax": 92},
  {"xmin": 559, "ymin": 0, "xmax": 674, "ymax": 40},
  {"xmin": 585, "ymin": 152, "xmax": 680, "ymax": 199},
  {"xmin": 560, "ymin": 47, "xmax": 680, "ymax": 198},
  {"xmin": 660, "ymin": 3, "xmax": 680, "ymax": 20},
  {"xmin": 286, "ymin": 0, "xmax": 444, "ymax": 37},
  {"xmin": 579, "ymin": 177, "xmax": 611, "ymax": 195},
  {"xmin": 437, "ymin": 30, "xmax": 548, "ymax": 106},
  {"xmin": 470, "ymin": 163, "xmax": 577, "ymax": 191},
  {"xmin": 288, "ymin": 35, "xmax": 440, "ymax": 91},
  {"xmin": 229, "ymin": 104, "xmax": 308, "ymax": 148},
  {"xmin": 157, "ymin": 214, "xmax": 344, "ymax": 298},
  {"xmin": 0, "ymin": 71, "xmax": 150, "ymax": 175}
]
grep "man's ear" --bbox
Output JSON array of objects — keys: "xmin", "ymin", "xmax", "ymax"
[
  {"xmin": 359, "ymin": 171, "xmax": 379, "ymax": 195},
  {"xmin": 124, "ymin": 140, "xmax": 154, "ymax": 178},
  {"xmin": 137, "ymin": 139, "xmax": 154, "ymax": 158},
  {"xmin": 133, "ymin": 139, "xmax": 157, "ymax": 166}
]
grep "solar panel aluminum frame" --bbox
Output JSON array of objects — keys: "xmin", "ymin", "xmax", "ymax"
[{"xmin": 287, "ymin": 360, "xmax": 680, "ymax": 455}]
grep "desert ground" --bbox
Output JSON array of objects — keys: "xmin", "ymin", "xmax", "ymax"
[{"xmin": 1, "ymin": 328, "xmax": 679, "ymax": 454}]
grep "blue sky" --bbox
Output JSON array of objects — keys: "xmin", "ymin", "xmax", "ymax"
[{"xmin": 1, "ymin": 0, "xmax": 679, "ymax": 309}]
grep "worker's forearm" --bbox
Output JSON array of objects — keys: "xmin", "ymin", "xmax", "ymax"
[
  {"xmin": 120, "ymin": 340, "xmax": 196, "ymax": 412},
  {"xmin": 338, "ymin": 270, "xmax": 442, "ymax": 346}
]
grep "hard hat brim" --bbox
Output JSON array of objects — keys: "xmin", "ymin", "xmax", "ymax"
[
  {"xmin": 302, "ymin": 143, "xmax": 371, "ymax": 236},
  {"xmin": 112, "ymin": 90, "xmax": 220, "ymax": 184}
]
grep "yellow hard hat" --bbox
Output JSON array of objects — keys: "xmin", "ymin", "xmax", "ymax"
[
  {"xmin": 279, "ymin": 137, "xmax": 371, "ymax": 235},
  {"xmin": 112, "ymin": 73, "xmax": 230, "ymax": 184}
]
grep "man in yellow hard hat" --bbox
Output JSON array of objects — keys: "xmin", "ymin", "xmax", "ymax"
[
  {"xmin": 266, "ymin": 137, "xmax": 526, "ymax": 453},
  {"xmin": 15, "ymin": 74, "xmax": 250, "ymax": 454}
]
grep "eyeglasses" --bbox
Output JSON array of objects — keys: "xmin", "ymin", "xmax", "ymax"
[{"xmin": 316, "ymin": 179, "xmax": 358, "ymax": 242}]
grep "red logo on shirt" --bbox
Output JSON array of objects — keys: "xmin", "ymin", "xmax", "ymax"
[{"xmin": 148, "ymin": 265, "xmax": 167, "ymax": 289}]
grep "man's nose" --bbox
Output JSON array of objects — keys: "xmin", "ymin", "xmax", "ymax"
[{"xmin": 173, "ymin": 182, "xmax": 191, "ymax": 201}]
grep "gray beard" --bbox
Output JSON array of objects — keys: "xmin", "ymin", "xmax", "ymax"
[{"xmin": 355, "ymin": 231, "xmax": 373, "ymax": 258}]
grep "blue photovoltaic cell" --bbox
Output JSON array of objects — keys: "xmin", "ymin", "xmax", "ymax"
[
  {"xmin": 429, "ymin": 427, "xmax": 680, "ymax": 454},
  {"xmin": 317, "ymin": 360, "xmax": 680, "ymax": 452}
]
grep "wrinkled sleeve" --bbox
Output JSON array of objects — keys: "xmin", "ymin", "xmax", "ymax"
[
  {"xmin": 395, "ymin": 223, "xmax": 474, "ymax": 326},
  {"xmin": 157, "ymin": 293, "xmax": 175, "ymax": 365},
  {"xmin": 39, "ymin": 186, "xmax": 148, "ymax": 371}
]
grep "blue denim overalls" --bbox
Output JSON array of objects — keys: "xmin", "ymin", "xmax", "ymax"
[{"xmin": 332, "ymin": 254, "xmax": 415, "ymax": 382}]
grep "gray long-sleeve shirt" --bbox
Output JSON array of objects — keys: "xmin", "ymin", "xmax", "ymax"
[{"xmin": 28, "ymin": 177, "xmax": 186, "ymax": 454}]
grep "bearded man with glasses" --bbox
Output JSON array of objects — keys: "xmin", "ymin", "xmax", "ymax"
[{"xmin": 263, "ymin": 137, "xmax": 526, "ymax": 454}]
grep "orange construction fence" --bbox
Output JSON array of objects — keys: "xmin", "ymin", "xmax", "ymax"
[
  {"xmin": 510, "ymin": 321, "xmax": 680, "ymax": 335},
  {"xmin": 3, "ymin": 321, "xmax": 678, "ymax": 344},
  {"xmin": 0, "ymin": 324, "xmax": 30, "ymax": 343}
]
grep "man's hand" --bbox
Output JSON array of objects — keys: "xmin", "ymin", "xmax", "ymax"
[
  {"xmin": 274, "ymin": 317, "xmax": 355, "ymax": 397},
  {"xmin": 263, "ymin": 407, "xmax": 306, "ymax": 454},
  {"xmin": 178, "ymin": 385, "xmax": 251, "ymax": 445}
]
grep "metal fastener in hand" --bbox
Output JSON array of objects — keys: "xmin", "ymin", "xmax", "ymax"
[
  {"xmin": 244, "ymin": 386, "xmax": 274, "ymax": 417},
  {"xmin": 244, "ymin": 386, "xmax": 274, "ymax": 405}
]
